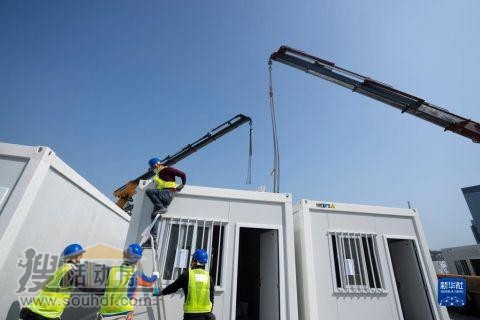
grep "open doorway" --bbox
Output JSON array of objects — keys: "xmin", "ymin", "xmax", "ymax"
[
  {"xmin": 235, "ymin": 227, "xmax": 280, "ymax": 320},
  {"xmin": 470, "ymin": 258, "xmax": 480, "ymax": 276},
  {"xmin": 387, "ymin": 238, "xmax": 435, "ymax": 320}
]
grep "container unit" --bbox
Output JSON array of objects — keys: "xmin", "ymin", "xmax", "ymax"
[
  {"xmin": 126, "ymin": 181, "xmax": 298, "ymax": 320},
  {"xmin": 293, "ymin": 199, "xmax": 449, "ymax": 320},
  {"xmin": 438, "ymin": 246, "xmax": 480, "ymax": 313},
  {"xmin": 438, "ymin": 242, "xmax": 480, "ymax": 314},
  {"xmin": 431, "ymin": 251, "xmax": 449, "ymax": 275},
  {"xmin": 441, "ymin": 244, "xmax": 480, "ymax": 276},
  {"xmin": 0, "ymin": 142, "xmax": 130, "ymax": 320}
]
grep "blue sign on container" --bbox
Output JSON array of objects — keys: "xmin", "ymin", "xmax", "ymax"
[{"xmin": 438, "ymin": 277, "xmax": 466, "ymax": 306}]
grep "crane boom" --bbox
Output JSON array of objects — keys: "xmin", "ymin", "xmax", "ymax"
[
  {"xmin": 114, "ymin": 114, "xmax": 252, "ymax": 209},
  {"xmin": 270, "ymin": 46, "xmax": 480, "ymax": 143}
]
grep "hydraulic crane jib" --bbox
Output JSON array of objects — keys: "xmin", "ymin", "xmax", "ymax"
[
  {"xmin": 270, "ymin": 45, "xmax": 480, "ymax": 143},
  {"xmin": 113, "ymin": 114, "xmax": 252, "ymax": 210}
]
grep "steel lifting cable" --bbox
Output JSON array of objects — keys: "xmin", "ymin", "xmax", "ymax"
[
  {"xmin": 246, "ymin": 120, "xmax": 253, "ymax": 184},
  {"xmin": 268, "ymin": 60, "xmax": 280, "ymax": 193}
]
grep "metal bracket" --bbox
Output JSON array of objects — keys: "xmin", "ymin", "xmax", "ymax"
[
  {"xmin": 401, "ymin": 100, "xmax": 424, "ymax": 114},
  {"xmin": 444, "ymin": 120, "xmax": 470, "ymax": 132}
]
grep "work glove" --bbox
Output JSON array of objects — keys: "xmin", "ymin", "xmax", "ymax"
[
  {"xmin": 176, "ymin": 184, "xmax": 184, "ymax": 192},
  {"xmin": 152, "ymin": 287, "xmax": 162, "ymax": 296},
  {"xmin": 152, "ymin": 271, "xmax": 160, "ymax": 278}
]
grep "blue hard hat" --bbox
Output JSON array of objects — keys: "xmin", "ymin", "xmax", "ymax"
[
  {"xmin": 124, "ymin": 244, "xmax": 143, "ymax": 263},
  {"xmin": 62, "ymin": 243, "xmax": 85, "ymax": 260},
  {"xmin": 148, "ymin": 158, "xmax": 161, "ymax": 169},
  {"xmin": 192, "ymin": 249, "xmax": 208, "ymax": 265}
]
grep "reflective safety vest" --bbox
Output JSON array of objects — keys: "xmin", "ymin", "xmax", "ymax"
[
  {"xmin": 27, "ymin": 263, "xmax": 74, "ymax": 319},
  {"xmin": 100, "ymin": 265, "xmax": 136, "ymax": 316},
  {"xmin": 184, "ymin": 269, "xmax": 212, "ymax": 314},
  {"xmin": 153, "ymin": 169, "xmax": 177, "ymax": 190}
]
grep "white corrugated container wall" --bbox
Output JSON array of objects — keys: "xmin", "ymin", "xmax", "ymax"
[
  {"xmin": 126, "ymin": 181, "xmax": 299, "ymax": 320},
  {"xmin": 293, "ymin": 199, "xmax": 450, "ymax": 320},
  {"xmin": 0, "ymin": 142, "xmax": 130, "ymax": 320},
  {"xmin": 441, "ymin": 244, "xmax": 480, "ymax": 276}
]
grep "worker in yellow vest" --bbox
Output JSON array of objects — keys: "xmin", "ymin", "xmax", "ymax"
[
  {"xmin": 19, "ymin": 243, "xmax": 86, "ymax": 320},
  {"xmin": 145, "ymin": 158, "xmax": 186, "ymax": 246},
  {"xmin": 97, "ymin": 244, "xmax": 159, "ymax": 320},
  {"xmin": 158, "ymin": 249, "xmax": 215, "ymax": 320}
]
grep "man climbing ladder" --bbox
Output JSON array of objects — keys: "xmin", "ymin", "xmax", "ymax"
[{"xmin": 145, "ymin": 157, "xmax": 186, "ymax": 244}]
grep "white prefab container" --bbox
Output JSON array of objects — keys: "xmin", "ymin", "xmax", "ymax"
[
  {"xmin": 441, "ymin": 244, "xmax": 480, "ymax": 276},
  {"xmin": 0, "ymin": 142, "xmax": 130, "ymax": 320},
  {"xmin": 293, "ymin": 199, "xmax": 449, "ymax": 320},
  {"xmin": 126, "ymin": 182, "xmax": 298, "ymax": 320}
]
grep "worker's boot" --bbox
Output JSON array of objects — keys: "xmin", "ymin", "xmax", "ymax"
[
  {"xmin": 151, "ymin": 208, "xmax": 167, "ymax": 216},
  {"xmin": 142, "ymin": 239, "xmax": 152, "ymax": 249}
]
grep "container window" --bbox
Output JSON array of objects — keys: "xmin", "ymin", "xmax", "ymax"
[
  {"xmin": 343, "ymin": 237, "xmax": 366, "ymax": 286},
  {"xmin": 156, "ymin": 217, "xmax": 227, "ymax": 289},
  {"xmin": 162, "ymin": 224, "xmax": 194, "ymax": 280},
  {"xmin": 211, "ymin": 224, "xmax": 226, "ymax": 287},
  {"xmin": 454, "ymin": 260, "xmax": 471, "ymax": 275},
  {"xmin": 362, "ymin": 236, "xmax": 382, "ymax": 289},
  {"xmin": 329, "ymin": 232, "xmax": 386, "ymax": 293}
]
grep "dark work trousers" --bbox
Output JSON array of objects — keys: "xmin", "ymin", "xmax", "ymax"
[
  {"xmin": 19, "ymin": 308, "xmax": 58, "ymax": 320},
  {"xmin": 184, "ymin": 313, "xmax": 215, "ymax": 320},
  {"xmin": 146, "ymin": 189, "xmax": 175, "ymax": 239}
]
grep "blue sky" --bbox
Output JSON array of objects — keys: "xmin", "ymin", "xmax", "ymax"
[{"xmin": 1, "ymin": 0, "xmax": 479, "ymax": 249}]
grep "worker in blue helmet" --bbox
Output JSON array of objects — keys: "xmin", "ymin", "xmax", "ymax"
[
  {"xmin": 144, "ymin": 157, "xmax": 186, "ymax": 247},
  {"xmin": 97, "ymin": 244, "xmax": 159, "ymax": 320},
  {"xmin": 20, "ymin": 244, "xmax": 86, "ymax": 320},
  {"xmin": 158, "ymin": 249, "xmax": 215, "ymax": 320}
]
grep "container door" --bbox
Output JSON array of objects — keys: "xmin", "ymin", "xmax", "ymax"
[
  {"xmin": 260, "ymin": 230, "xmax": 280, "ymax": 320},
  {"xmin": 388, "ymin": 239, "xmax": 435, "ymax": 320},
  {"xmin": 235, "ymin": 227, "xmax": 280, "ymax": 320}
]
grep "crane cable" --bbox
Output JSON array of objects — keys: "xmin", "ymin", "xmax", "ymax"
[
  {"xmin": 268, "ymin": 60, "xmax": 280, "ymax": 193},
  {"xmin": 246, "ymin": 119, "xmax": 253, "ymax": 184}
]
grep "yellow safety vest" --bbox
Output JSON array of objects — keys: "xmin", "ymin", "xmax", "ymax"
[
  {"xmin": 99, "ymin": 265, "xmax": 136, "ymax": 316},
  {"xmin": 153, "ymin": 168, "xmax": 177, "ymax": 190},
  {"xmin": 27, "ymin": 263, "xmax": 74, "ymax": 319},
  {"xmin": 184, "ymin": 268, "xmax": 212, "ymax": 314}
]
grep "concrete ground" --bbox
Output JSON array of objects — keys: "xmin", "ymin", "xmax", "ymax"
[{"xmin": 449, "ymin": 311, "xmax": 480, "ymax": 320}]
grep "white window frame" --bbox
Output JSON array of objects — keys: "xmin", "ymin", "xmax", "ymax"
[
  {"xmin": 328, "ymin": 231, "xmax": 386, "ymax": 294},
  {"xmin": 155, "ymin": 216, "xmax": 228, "ymax": 290}
]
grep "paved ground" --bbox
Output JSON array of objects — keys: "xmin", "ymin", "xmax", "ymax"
[{"xmin": 449, "ymin": 311, "xmax": 480, "ymax": 320}]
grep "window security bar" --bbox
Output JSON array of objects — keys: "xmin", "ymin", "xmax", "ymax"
[
  {"xmin": 454, "ymin": 260, "xmax": 471, "ymax": 276},
  {"xmin": 154, "ymin": 216, "xmax": 227, "ymax": 288},
  {"xmin": 329, "ymin": 231, "xmax": 386, "ymax": 294}
]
